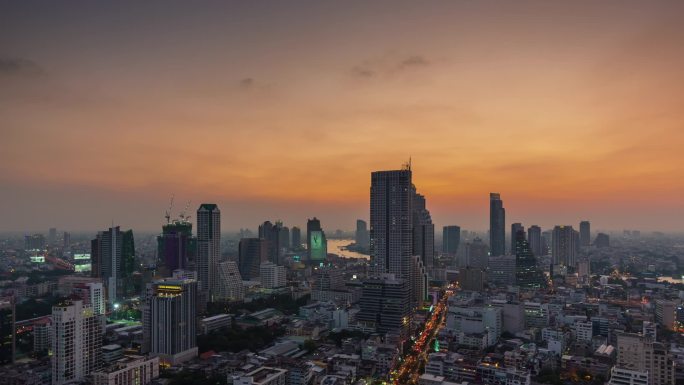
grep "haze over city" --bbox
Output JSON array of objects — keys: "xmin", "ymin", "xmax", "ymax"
[{"xmin": 2, "ymin": 1, "xmax": 684, "ymax": 232}]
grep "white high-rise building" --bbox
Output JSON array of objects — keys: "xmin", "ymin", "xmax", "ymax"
[
  {"xmin": 51, "ymin": 299, "xmax": 102, "ymax": 385},
  {"xmin": 146, "ymin": 277, "xmax": 198, "ymax": 366},
  {"xmin": 259, "ymin": 262, "xmax": 286, "ymax": 289},
  {"xmin": 197, "ymin": 203, "xmax": 220, "ymax": 300},
  {"xmin": 216, "ymin": 261, "xmax": 245, "ymax": 301},
  {"xmin": 608, "ymin": 367, "xmax": 649, "ymax": 385}
]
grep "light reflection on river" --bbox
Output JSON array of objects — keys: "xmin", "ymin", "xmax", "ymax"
[{"xmin": 327, "ymin": 238, "xmax": 370, "ymax": 260}]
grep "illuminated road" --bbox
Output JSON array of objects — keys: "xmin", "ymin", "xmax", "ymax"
[{"xmin": 390, "ymin": 285, "xmax": 454, "ymax": 385}]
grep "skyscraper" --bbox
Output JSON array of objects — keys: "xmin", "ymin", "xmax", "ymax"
[
  {"xmin": 157, "ymin": 220, "xmax": 196, "ymax": 277},
  {"xmin": 442, "ymin": 225, "xmax": 460, "ymax": 256},
  {"xmin": 146, "ymin": 277, "xmax": 198, "ymax": 366},
  {"xmin": 412, "ymin": 188, "xmax": 435, "ymax": 268},
  {"xmin": 466, "ymin": 237, "xmax": 489, "ymax": 268},
  {"xmin": 511, "ymin": 223, "xmax": 524, "ymax": 254},
  {"xmin": 238, "ymin": 238, "xmax": 268, "ymax": 280},
  {"xmin": 306, "ymin": 217, "xmax": 327, "ymax": 262},
  {"xmin": 49, "ymin": 227, "xmax": 57, "ymax": 246},
  {"xmin": 489, "ymin": 193, "xmax": 506, "ymax": 256},
  {"xmin": 527, "ymin": 225, "xmax": 542, "ymax": 257},
  {"xmin": 0, "ymin": 296, "xmax": 15, "ymax": 365},
  {"xmin": 514, "ymin": 230, "xmax": 543, "ymax": 289},
  {"xmin": 361, "ymin": 167, "xmax": 414, "ymax": 337},
  {"xmin": 579, "ymin": 221, "xmax": 591, "ymax": 248},
  {"xmin": 356, "ymin": 220, "xmax": 369, "ymax": 250},
  {"xmin": 259, "ymin": 220, "xmax": 281, "ymax": 264},
  {"xmin": 197, "ymin": 203, "xmax": 220, "ymax": 300},
  {"xmin": 552, "ymin": 225, "xmax": 577, "ymax": 269},
  {"xmin": 291, "ymin": 226, "xmax": 302, "ymax": 249},
  {"xmin": 369, "ymin": 168, "xmax": 413, "ymax": 279},
  {"xmin": 91, "ymin": 226, "xmax": 135, "ymax": 305},
  {"xmin": 595, "ymin": 233, "xmax": 610, "ymax": 248},
  {"xmin": 51, "ymin": 299, "xmax": 102, "ymax": 385},
  {"xmin": 279, "ymin": 225, "xmax": 290, "ymax": 251},
  {"xmin": 63, "ymin": 231, "xmax": 71, "ymax": 250}
]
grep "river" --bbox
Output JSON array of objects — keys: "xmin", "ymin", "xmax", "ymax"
[{"xmin": 327, "ymin": 238, "xmax": 370, "ymax": 260}]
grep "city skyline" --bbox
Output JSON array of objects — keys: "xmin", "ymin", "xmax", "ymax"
[{"xmin": 3, "ymin": 1, "xmax": 684, "ymax": 232}]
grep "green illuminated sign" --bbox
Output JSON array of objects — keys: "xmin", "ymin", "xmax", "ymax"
[{"xmin": 310, "ymin": 230, "xmax": 326, "ymax": 260}]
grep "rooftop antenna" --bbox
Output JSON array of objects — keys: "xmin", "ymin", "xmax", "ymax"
[
  {"xmin": 402, "ymin": 157, "xmax": 412, "ymax": 171},
  {"xmin": 165, "ymin": 194, "xmax": 175, "ymax": 224}
]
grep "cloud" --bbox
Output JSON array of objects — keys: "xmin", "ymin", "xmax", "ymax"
[
  {"xmin": 399, "ymin": 55, "xmax": 430, "ymax": 69},
  {"xmin": 0, "ymin": 56, "xmax": 45, "ymax": 77},
  {"xmin": 350, "ymin": 66, "xmax": 375, "ymax": 78},
  {"xmin": 350, "ymin": 54, "xmax": 431, "ymax": 78},
  {"xmin": 239, "ymin": 77, "xmax": 255, "ymax": 88}
]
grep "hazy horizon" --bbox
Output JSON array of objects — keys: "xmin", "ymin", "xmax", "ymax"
[{"xmin": 3, "ymin": 1, "xmax": 684, "ymax": 232}]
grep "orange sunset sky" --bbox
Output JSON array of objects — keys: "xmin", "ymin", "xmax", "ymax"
[{"xmin": 1, "ymin": 1, "xmax": 684, "ymax": 232}]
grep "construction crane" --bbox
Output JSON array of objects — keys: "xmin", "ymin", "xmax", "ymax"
[
  {"xmin": 179, "ymin": 200, "xmax": 192, "ymax": 223},
  {"xmin": 164, "ymin": 194, "xmax": 175, "ymax": 224}
]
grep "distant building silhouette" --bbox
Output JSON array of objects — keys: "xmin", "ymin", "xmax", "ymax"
[
  {"xmin": 412, "ymin": 187, "xmax": 435, "ymax": 268},
  {"xmin": 552, "ymin": 225, "xmax": 577, "ymax": 270},
  {"xmin": 291, "ymin": 226, "xmax": 302, "ymax": 249},
  {"xmin": 527, "ymin": 225, "xmax": 542, "ymax": 257},
  {"xmin": 442, "ymin": 225, "xmax": 460, "ymax": 256},
  {"xmin": 511, "ymin": 223, "xmax": 524, "ymax": 254},
  {"xmin": 595, "ymin": 233, "xmax": 610, "ymax": 248},
  {"xmin": 238, "ymin": 238, "xmax": 268, "ymax": 280},
  {"xmin": 355, "ymin": 220, "xmax": 369, "ymax": 250},
  {"xmin": 579, "ymin": 221, "xmax": 591, "ymax": 248},
  {"xmin": 489, "ymin": 193, "xmax": 506, "ymax": 256}
]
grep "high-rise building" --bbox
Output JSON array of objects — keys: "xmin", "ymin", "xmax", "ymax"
[
  {"xmin": 63, "ymin": 231, "xmax": 71, "ymax": 250},
  {"xmin": 595, "ymin": 233, "xmax": 610, "ymax": 248},
  {"xmin": 411, "ymin": 255, "xmax": 428, "ymax": 305},
  {"xmin": 215, "ymin": 261, "xmax": 245, "ymax": 302},
  {"xmin": 369, "ymin": 169, "xmax": 413, "ymax": 279},
  {"xmin": 291, "ymin": 226, "xmax": 302, "ymax": 249},
  {"xmin": 306, "ymin": 218, "xmax": 327, "ymax": 262},
  {"xmin": 146, "ymin": 277, "xmax": 198, "ymax": 366},
  {"xmin": 259, "ymin": 262, "xmax": 287, "ymax": 289},
  {"xmin": 442, "ymin": 225, "xmax": 460, "ymax": 256},
  {"xmin": 24, "ymin": 234, "xmax": 46, "ymax": 251},
  {"xmin": 514, "ymin": 231, "xmax": 543, "ymax": 289},
  {"xmin": 357, "ymin": 275, "xmax": 411, "ymax": 337},
  {"xmin": 259, "ymin": 221, "xmax": 282, "ymax": 264},
  {"xmin": 579, "ymin": 221, "xmax": 591, "ymax": 248},
  {"xmin": 356, "ymin": 220, "xmax": 370, "ymax": 250},
  {"xmin": 489, "ymin": 193, "xmax": 505, "ymax": 256},
  {"xmin": 71, "ymin": 281, "xmax": 106, "ymax": 330},
  {"xmin": 466, "ymin": 237, "xmax": 489, "ymax": 268},
  {"xmin": 511, "ymin": 223, "xmax": 524, "ymax": 254},
  {"xmin": 51, "ymin": 299, "xmax": 102, "ymax": 385},
  {"xmin": 49, "ymin": 227, "xmax": 57, "ymax": 246},
  {"xmin": 197, "ymin": 203, "xmax": 220, "ymax": 300},
  {"xmin": 279, "ymin": 225, "xmax": 290, "ymax": 251},
  {"xmin": 552, "ymin": 225, "xmax": 577, "ymax": 270},
  {"xmin": 527, "ymin": 225, "xmax": 542, "ymax": 257},
  {"xmin": 412, "ymin": 188, "xmax": 435, "ymax": 268},
  {"xmin": 91, "ymin": 226, "xmax": 136, "ymax": 305},
  {"xmin": 0, "ymin": 296, "xmax": 15, "ymax": 365},
  {"xmin": 157, "ymin": 220, "xmax": 196, "ymax": 277},
  {"xmin": 238, "ymin": 238, "xmax": 268, "ymax": 280}
]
